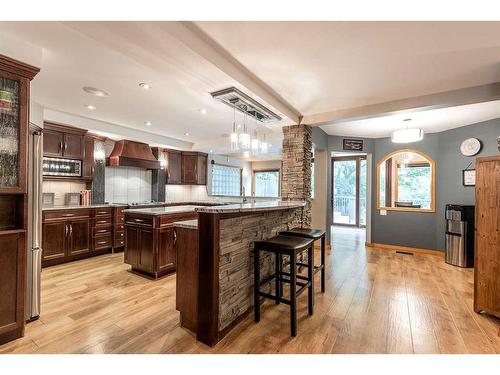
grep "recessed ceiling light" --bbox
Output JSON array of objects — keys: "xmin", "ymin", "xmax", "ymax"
[
  {"xmin": 200, "ymin": 108, "xmax": 207, "ymax": 115},
  {"xmin": 84, "ymin": 104, "xmax": 96, "ymax": 111},
  {"xmin": 83, "ymin": 86, "xmax": 110, "ymax": 97},
  {"xmin": 139, "ymin": 83, "xmax": 151, "ymax": 90},
  {"xmin": 145, "ymin": 121, "xmax": 152, "ymax": 126},
  {"xmin": 184, "ymin": 132, "xmax": 190, "ymax": 136}
]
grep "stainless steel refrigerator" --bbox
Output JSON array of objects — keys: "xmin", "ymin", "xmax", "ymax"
[{"xmin": 26, "ymin": 124, "xmax": 43, "ymax": 321}]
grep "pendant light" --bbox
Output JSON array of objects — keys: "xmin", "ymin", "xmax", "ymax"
[
  {"xmin": 391, "ymin": 119, "xmax": 424, "ymax": 143},
  {"xmin": 251, "ymin": 129, "xmax": 260, "ymax": 154},
  {"xmin": 230, "ymin": 102, "xmax": 239, "ymax": 151},
  {"xmin": 238, "ymin": 112, "xmax": 250, "ymax": 150},
  {"xmin": 260, "ymin": 133, "xmax": 268, "ymax": 154}
]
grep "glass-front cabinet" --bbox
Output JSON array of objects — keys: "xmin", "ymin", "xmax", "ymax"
[{"xmin": 0, "ymin": 75, "xmax": 21, "ymax": 190}]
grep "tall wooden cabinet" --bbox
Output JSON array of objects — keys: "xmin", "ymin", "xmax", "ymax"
[
  {"xmin": 474, "ymin": 155, "xmax": 500, "ymax": 319},
  {"xmin": 0, "ymin": 54, "xmax": 39, "ymax": 345}
]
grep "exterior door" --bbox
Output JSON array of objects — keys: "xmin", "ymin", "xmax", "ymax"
[{"xmin": 332, "ymin": 156, "xmax": 367, "ymax": 227}]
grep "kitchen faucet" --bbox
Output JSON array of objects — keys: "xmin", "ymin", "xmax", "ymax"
[{"xmin": 241, "ymin": 186, "xmax": 248, "ymax": 203}]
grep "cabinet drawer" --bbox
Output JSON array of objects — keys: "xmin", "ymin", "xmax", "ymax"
[
  {"xmin": 115, "ymin": 224, "xmax": 124, "ymax": 232},
  {"xmin": 95, "ymin": 208, "xmax": 113, "ymax": 217},
  {"xmin": 95, "ymin": 216, "xmax": 112, "ymax": 227},
  {"xmin": 116, "ymin": 215, "xmax": 125, "ymax": 224},
  {"xmin": 94, "ymin": 235, "xmax": 112, "ymax": 249},
  {"xmin": 159, "ymin": 212, "xmax": 197, "ymax": 226},
  {"xmin": 115, "ymin": 231, "xmax": 124, "ymax": 240},
  {"xmin": 125, "ymin": 215, "xmax": 153, "ymax": 227},
  {"xmin": 43, "ymin": 209, "xmax": 92, "ymax": 221},
  {"xmin": 94, "ymin": 227, "xmax": 112, "ymax": 236},
  {"xmin": 114, "ymin": 238, "xmax": 125, "ymax": 248},
  {"xmin": 115, "ymin": 207, "xmax": 126, "ymax": 216}
]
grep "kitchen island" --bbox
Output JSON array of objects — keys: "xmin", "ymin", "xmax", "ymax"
[
  {"xmin": 174, "ymin": 200, "xmax": 307, "ymax": 346},
  {"xmin": 123, "ymin": 205, "xmax": 204, "ymax": 278}
]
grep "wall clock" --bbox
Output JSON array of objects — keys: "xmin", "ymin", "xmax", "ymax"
[{"xmin": 460, "ymin": 138, "xmax": 482, "ymax": 156}]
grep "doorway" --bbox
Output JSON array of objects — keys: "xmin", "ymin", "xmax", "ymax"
[{"xmin": 332, "ymin": 155, "xmax": 367, "ymax": 227}]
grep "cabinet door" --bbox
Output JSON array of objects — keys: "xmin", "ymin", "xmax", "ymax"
[
  {"xmin": 196, "ymin": 154, "xmax": 207, "ymax": 185},
  {"xmin": 138, "ymin": 229, "xmax": 154, "ymax": 272},
  {"xmin": 125, "ymin": 226, "xmax": 139, "ymax": 265},
  {"xmin": 42, "ymin": 221, "xmax": 67, "ymax": 261},
  {"xmin": 0, "ymin": 232, "xmax": 25, "ymax": 341},
  {"xmin": 82, "ymin": 136, "xmax": 94, "ymax": 179},
  {"xmin": 43, "ymin": 129, "xmax": 63, "ymax": 157},
  {"xmin": 182, "ymin": 153, "xmax": 198, "ymax": 184},
  {"xmin": 63, "ymin": 133, "xmax": 84, "ymax": 159},
  {"xmin": 167, "ymin": 151, "xmax": 182, "ymax": 184},
  {"xmin": 68, "ymin": 218, "xmax": 91, "ymax": 256},
  {"xmin": 158, "ymin": 226, "xmax": 175, "ymax": 273}
]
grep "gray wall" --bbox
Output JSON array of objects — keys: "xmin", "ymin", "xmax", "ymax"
[{"xmin": 315, "ymin": 118, "xmax": 500, "ymax": 251}]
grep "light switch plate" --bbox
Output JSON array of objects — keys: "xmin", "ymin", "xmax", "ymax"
[{"xmin": 380, "ymin": 209, "xmax": 387, "ymax": 215}]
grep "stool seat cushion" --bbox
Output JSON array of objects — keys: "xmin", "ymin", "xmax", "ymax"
[
  {"xmin": 255, "ymin": 235, "xmax": 314, "ymax": 252},
  {"xmin": 280, "ymin": 227, "xmax": 326, "ymax": 240}
]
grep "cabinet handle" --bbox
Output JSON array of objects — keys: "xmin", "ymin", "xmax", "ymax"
[
  {"xmin": 97, "ymin": 220, "xmax": 107, "ymax": 224},
  {"xmin": 97, "ymin": 229, "xmax": 107, "ymax": 233},
  {"xmin": 59, "ymin": 141, "xmax": 63, "ymax": 151},
  {"xmin": 134, "ymin": 219, "xmax": 144, "ymax": 223},
  {"xmin": 173, "ymin": 229, "xmax": 177, "ymax": 245},
  {"xmin": 65, "ymin": 224, "xmax": 68, "ymax": 236},
  {"xmin": 97, "ymin": 211, "xmax": 107, "ymax": 214},
  {"xmin": 70, "ymin": 224, "xmax": 73, "ymax": 236},
  {"xmin": 64, "ymin": 143, "xmax": 68, "ymax": 152},
  {"xmin": 62, "ymin": 213, "xmax": 75, "ymax": 217},
  {"xmin": 97, "ymin": 241, "xmax": 107, "ymax": 245}
]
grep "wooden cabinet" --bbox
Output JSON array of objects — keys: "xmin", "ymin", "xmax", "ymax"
[
  {"xmin": 82, "ymin": 136, "xmax": 95, "ymax": 179},
  {"xmin": 43, "ymin": 122, "xmax": 86, "ymax": 160},
  {"xmin": 181, "ymin": 151, "xmax": 207, "ymax": 185},
  {"xmin": 474, "ymin": 155, "xmax": 500, "ymax": 319},
  {"xmin": 166, "ymin": 150, "xmax": 182, "ymax": 184},
  {"xmin": 182, "ymin": 152, "xmax": 198, "ymax": 184},
  {"xmin": 42, "ymin": 207, "xmax": 121, "ymax": 267},
  {"xmin": 0, "ymin": 53, "xmax": 39, "ymax": 345},
  {"xmin": 158, "ymin": 227, "xmax": 175, "ymax": 273},
  {"xmin": 0, "ymin": 232, "xmax": 26, "ymax": 345},
  {"xmin": 124, "ymin": 211, "xmax": 197, "ymax": 279}
]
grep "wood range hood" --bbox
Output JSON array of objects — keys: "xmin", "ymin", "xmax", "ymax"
[{"xmin": 106, "ymin": 140, "xmax": 160, "ymax": 170}]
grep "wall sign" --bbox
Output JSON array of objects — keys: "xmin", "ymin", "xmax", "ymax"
[
  {"xmin": 343, "ymin": 139, "xmax": 364, "ymax": 151},
  {"xmin": 463, "ymin": 169, "xmax": 476, "ymax": 187}
]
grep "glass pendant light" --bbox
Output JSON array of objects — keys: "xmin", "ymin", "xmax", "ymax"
[
  {"xmin": 251, "ymin": 129, "xmax": 260, "ymax": 154},
  {"xmin": 238, "ymin": 113, "xmax": 250, "ymax": 150},
  {"xmin": 260, "ymin": 133, "xmax": 268, "ymax": 154},
  {"xmin": 230, "ymin": 103, "xmax": 239, "ymax": 151}
]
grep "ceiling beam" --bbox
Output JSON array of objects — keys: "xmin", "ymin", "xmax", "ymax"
[
  {"xmin": 303, "ymin": 82, "xmax": 500, "ymax": 126},
  {"xmin": 162, "ymin": 21, "xmax": 302, "ymax": 124}
]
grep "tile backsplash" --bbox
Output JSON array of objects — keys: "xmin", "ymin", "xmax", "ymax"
[
  {"xmin": 105, "ymin": 167, "xmax": 152, "ymax": 203},
  {"xmin": 42, "ymin": 181, "xmax": 87, "ymax": 206}
]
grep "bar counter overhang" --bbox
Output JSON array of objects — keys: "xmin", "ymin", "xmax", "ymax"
[{"xmin": 193, "ymin": 200, "xmax": 307, "ymax": 347}]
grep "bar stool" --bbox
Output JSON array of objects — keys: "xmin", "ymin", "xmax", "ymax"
[
  {"xmin": 279, "ymin": 228, "xmax": 326, "ymax": 293},
  {"xmin": 254, "ymin": 234, "xmax": 315, "ymax": 337}
]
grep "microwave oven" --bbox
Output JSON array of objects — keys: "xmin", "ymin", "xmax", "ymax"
[{"xmin": 42, "ymin": 157, "xmax": 82, "ymax": 177}]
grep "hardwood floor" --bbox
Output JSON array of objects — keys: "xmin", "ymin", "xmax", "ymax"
[{"xmin": 1, "ymin": 226, "xmax": 499, "ymax": 354}]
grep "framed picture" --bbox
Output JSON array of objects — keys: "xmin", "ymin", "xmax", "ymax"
[
  {"xmin": 343, "ymin": 138, "xmax": 363, "ymax": 151},
  {"xmin": 463, "ymin": 169, "xmax": 476, "ymax": 186}
]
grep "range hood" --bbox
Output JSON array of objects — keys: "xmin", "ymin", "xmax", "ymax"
[{"xmin": 106, "ymin": 140, "xmax": 160, "ymax": 169}]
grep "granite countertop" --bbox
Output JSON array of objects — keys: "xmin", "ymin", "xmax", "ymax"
[
  {"xmin": 172, "ymin": 219, "xmax": 198, "ymax": 229},
  {"xmin": 123, "ymin": 205, "xmax": 205, "ymax": 216},
  {"xmin": 195, "ymin": 200, "xmax": 306, "ymax": 214},
  {"xmin": 42, "ymin": 203, "xmax": 127, "ymax": 211}
]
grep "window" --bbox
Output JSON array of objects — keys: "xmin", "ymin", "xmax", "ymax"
[
  {"xmin": 253, "ymin": 170, "xmax": 280, "ymax": 197},
  {"xmin": 211, "ymin": 164, "xmax": 242, "ymax": 196}
]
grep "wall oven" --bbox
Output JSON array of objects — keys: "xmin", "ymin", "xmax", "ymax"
[{"xmin": 42, "ymin": 157, "xmax": 82, "ymax": 177}]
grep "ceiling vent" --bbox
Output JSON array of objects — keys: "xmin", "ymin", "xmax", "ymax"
[{"xmin": 210, "ymin": 87, "xmax": 282, "ymax": 123}]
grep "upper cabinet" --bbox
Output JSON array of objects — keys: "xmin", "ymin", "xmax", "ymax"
[
  {"xmin": 0, "ymin": 54, "xmax": 39, "ymax": 193},
  {"xmin": 181, "ymin": 151, "xmax": 207, "ymax": 185},
  {"xmin": 43, "ymin": 122, "xmax": 86, "ymax": 160},
  {"xmin": 166, "ymin": 149, "xmax": 182, "ymax": 185}
]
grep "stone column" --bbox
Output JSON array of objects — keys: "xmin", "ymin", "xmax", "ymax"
[{"xmin": 281, "ymin": 124, "xmax": 312, "ymax": 227}]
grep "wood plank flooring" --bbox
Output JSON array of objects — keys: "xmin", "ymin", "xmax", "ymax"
[{"xmin": 1, "ymin": 226, "xmax": 499, "ymax": 354}]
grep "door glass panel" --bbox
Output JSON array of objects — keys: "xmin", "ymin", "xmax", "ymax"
[
  {"xmin": 0, "ymin": 77, "xmax": 20, "ymax": 188},
  {"xmin": 359, "ymin": 159, "xmax": 367, "ymax": 226},
  {"xmin": 333, "ymin": 160, "xmax": 357, "ymax": 225}
]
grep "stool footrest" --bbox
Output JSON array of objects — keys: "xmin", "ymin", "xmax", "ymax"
[{"xmin": 257, "ymin": 292, "xmax": 291, "ymax": 305}]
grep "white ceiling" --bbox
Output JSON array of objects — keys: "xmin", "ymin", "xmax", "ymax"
[
  {"xmin": 196, "ymin": 21, "xmax": 500, "ymax": 116},
  {"xmin": 1, "ymin": 21, "xmax": 500, "ymax": 150},
  {"xmin": 321, "ymin": 99, "xmax": 500, "ymax": 137}
]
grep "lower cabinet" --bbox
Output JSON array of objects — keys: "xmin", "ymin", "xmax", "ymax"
[
  {"xmin": 125, "ymin": 225, "xmax": 154, "ymax": 274},
  {"xmin": 42, "ymin": 221, "xmax": 67, "ymax": 262},
  {"xmin": 68, "ymin": 218, "xmax": 91, "ymax": 256},
  {"xmin": 0, "ymin": 232, "xmax": 26, "ymax": 345},
  {"xmin": 158, "ymin": 226, "xmax": 176, "ymax": 274}
]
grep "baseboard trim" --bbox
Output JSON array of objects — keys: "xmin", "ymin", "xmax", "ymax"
[{"xmin": 365, "ymin": 242, "xmax": 444, "ymax": 257}]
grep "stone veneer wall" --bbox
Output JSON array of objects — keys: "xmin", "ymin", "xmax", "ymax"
[
  {"xmin": 218, "ymin": 208, "xmax": 303, "ymax": 331},
  {"xmin": 281, "ymin": 124, "xmax": 312, "ymax": 227}
]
